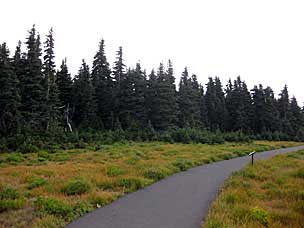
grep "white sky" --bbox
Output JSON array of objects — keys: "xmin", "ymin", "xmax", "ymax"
[{"xmin": 1, "ymin": 0, "xmax": 304, "ymax": 104}]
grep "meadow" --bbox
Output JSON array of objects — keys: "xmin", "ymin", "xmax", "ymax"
[
  {"xmin": 0, "ymin": 141, "xmax": 301, "ymax": 228},
  {"xmin": 204, "ymin": 149, "xmax": 304, "ymax": 228}
]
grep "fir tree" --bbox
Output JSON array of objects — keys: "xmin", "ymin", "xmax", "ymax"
[
  {"xmin": 72, "ymin": 60, "xmax": 99, "ymax": 129},
  {"xmin": 21, "ymin": 25, "xmax": 45, "ymax": 131},
  {"xmin": 0, "ymin": 43, "xmax": 20, "ymax": 136},
  {"xmin": 91, "ymin": 39, "xmax": 113, "ymax": 129},
  {"xmin": 43, "ymin": 28, "xmax": 60, "ymax": 131},
  {"xmin": 112, "ymin": 46, "xmax": 126, "ymax": 124}
]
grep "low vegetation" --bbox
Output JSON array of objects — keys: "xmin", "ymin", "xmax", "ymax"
[
  {"xmin": 203, "ymin": 150, "xmax": 304, "ymax": 228},
  {"xmin": 0, "ymin": 141, "xmax": 301, "ymax": 228}
]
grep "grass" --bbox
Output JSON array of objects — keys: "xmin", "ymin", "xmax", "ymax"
[
  {"xmin": 203, "ymin": 149, "xmax": 304, "ymax": 228},
  {"xmin": 0, "ymin": 140, "xmax": 301, "ymax": 228}
]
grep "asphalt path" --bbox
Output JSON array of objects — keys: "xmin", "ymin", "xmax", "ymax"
[{"xmin": 66, "ymin": 145, "xmax": 304, "ymax": 228}]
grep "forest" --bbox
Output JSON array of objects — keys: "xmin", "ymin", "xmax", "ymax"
[{"xmin": 1, "ymin": 25, "xmax": 304, "ymax": 152}]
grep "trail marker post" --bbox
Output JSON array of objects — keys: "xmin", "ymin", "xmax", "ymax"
[{"xmin": 248, "ymin": 151, "xmax": 256, "ymax": 165}]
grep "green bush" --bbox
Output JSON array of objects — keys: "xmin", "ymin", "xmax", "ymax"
[
  {"xmin": 173, "ymin": 159, "xmax": 193, "ymax": 171},
  {"xmin": 250, "ymin": 206, "xmax": 269, "ymax": 226},
  {"xmin": 27, "ymin": 176, "xmax": 47, "ymax": 190},
  {"xmin": 19, "ymin": 143, "xmax": 39, "ymax": 153},
  {"xmin": 294, "ymin": 168, "xmax": 304, "ymax": 178},
  {"xmin": 106, "ymin": 166, "xmax": 124, "ymax": 177},
  {"xmin": 35, "ymin": 197, "xmax": 73, "ymax": 218},
  {"xmin": 73, "ymin": 201, "xmax": 93, "ymax": 217},
  {"xmin": 38, "ymin": 151, "xmax": 50, "ymax": 160},
  {"xmin": 6, "ymin": 153, "xmax": 24, "ymax": 163},
  {"xmin": 144, "ymin": 168, "xmax": 168, "ymax": 181},
  {"xmin": 61, "ymin": 178, "xmax": 91, "ymax": 195},
  {"xmin": 0, "ymin": 187, "xmax": 20, "ymax": 200},
  {"xmin": 116, "ymin": 178, "xmax": 150, "ymax": 192},
  {"xmin": 0, "ymin": 199, "xmax": 25, "ymax": 212}
]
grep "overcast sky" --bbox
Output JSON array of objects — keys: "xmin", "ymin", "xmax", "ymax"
[{"xmin": 1, "ymin": 0, "xmax": 304, "ymax": 104}]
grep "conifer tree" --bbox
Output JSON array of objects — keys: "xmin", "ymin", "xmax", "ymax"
[
  {"xmin": 225, "ymin": 76, "xmax": 252, "ymax": 132},
  {"xmin": 72, "ymin": 60, "xmax": 99, "ymax": 129},
  {"xmin": 200, "ymin": 85, "xmax": 208, "ymax": 128},
  {"xmin": 0, "ymin": 43, "xmax": 20, "ymax": 136},
  {"xmin": 112, "ymin": 46, "xmax": 126, "ymax": 124},
  {"xmin": 205, "ymin": 77, "xmax": 226, "ymax": 131},
  {"xmin": 277, "ymin": 85, "xmax": 292, "ymax": 134},
  {"xmin": 56, "ymin": 59, "xmax": 73, "ymax": 107},
  {"xmin": 92, "ymin": 39, "xmax": 113, "ymax": 129},
  {"xmin": 151, "ymin": 61, "xmax": 177, "ymax": 130},
  {"xmin": 178, "ymin": 68, "xmax": 201, "ymax": 128},
  {"xmin": 146, "ymin": 69, "xmax": 158, "ymax": 127},
  {"xmin": 21, "ymin": 25, "xmax": 45, "ymax": 131},
  {"xmin": 43, "ymin": 28, "xmax": 60, "ymax": 131}
]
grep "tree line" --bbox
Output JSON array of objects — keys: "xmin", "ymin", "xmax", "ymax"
[{"xmin": 1, "ymin": 25, "xmax": 304, "ymax": 150}]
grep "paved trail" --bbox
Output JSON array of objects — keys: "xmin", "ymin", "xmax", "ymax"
[{"xmin": 66, "ymin": 145, "xmax": 304, "ymax": 228}]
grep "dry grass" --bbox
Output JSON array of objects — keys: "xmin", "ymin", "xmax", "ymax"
[
  {"xmin": 203, "ymin": 149, "xmax": 304, "ymax": 228},
  {"xmin": 0, "ymin": 141, "xmax": 301, "ymax": 228}
]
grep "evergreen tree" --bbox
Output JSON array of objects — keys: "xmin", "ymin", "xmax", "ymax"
[
  {"xmin": 263, "ymin": 86, "xmax": 280, "ymax": 132},
  {"xmin": 200, "ymin": 85, "xmax": 208, "ymax": 128},
  {"xmin": 43, "ymin": 28, "xmax": 60, "ymax": 131},
  {"xmin": 146, "ymin": 69, "xmax": 158, "ymax": 128},
  {"xmin": 91, "ymin": 39, "xmax": 113, "ymax": 129},
  {"xmin": 289, "ymin": 96, "xmax": 303, "ymax": 136},
  {"xmin": 178, "ymin": 68, "xmax": 201, "ymax": 128},
  {"xmin": 21, "ymin": 25, "xmax": 45, "ymax": 131},
  {"xmin": 225, "ymin": 76, "xmax": 252, "ymax": 132},
  {"xmin": 0, "ymin": 43, "xmax": 20, "ymax": 136},
  {"xmin": 151, "ymin": 61, "xmax": 177, "ymax": 130},
  {"xmin": 72, "ymin": 60, "xmax": 99, "ymax": 129},
  {"xmin": 277, "ymin": 85, "xmax": 292, "ymax": 134},
  {"xmin": 251, "ymin": 85, "xmax": 266, "ymax": 133},
  {"xmin": 205, "ymin": 77, "xmax": 226, "ymax": 131},
  {"xmin": 112, "ymin": 46, "xmax": 126, "ymax": 125},
  {"xmin": 56, "ymin": 59, "xmax": 73, "ymax": 107}
]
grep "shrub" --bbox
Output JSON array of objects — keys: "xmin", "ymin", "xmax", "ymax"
[
  {"xmin": 0, "ymin": 199, "xmax": 25, "ymax": 212},
  {"xmin": 27, "ymin": 176, "xmax": 47, "ymax": 190},
  {"xmin": 6, "ymin": 153, "xmax": 24, "ymax": 163},
  {"xmin": 38, "ymin": 151, "xmax": 50, "ymax": 161},
  {"xmin": 144, "ymin": 168, "xmax": 168, "ymax": 181},
  {"xmin": 250, "ymin": 206, "xmax": 269, "ymax": 226},
  {"xmin": 62, "ymin": 178, "xmax": 91, "ymax": 195},
  {"xmin": 173, "ymin": 159, "xmax": 193, "ymax": 171},
  {"xmin": 35, "ymin": 197, "xmax": 73, "ymax": 218},
  {"xmin": 73, "ymin": 201, "xmax": 93, "ymax": 217},
  {"xmin": 19, "ymin": 143, "xmax": 39, "ymax": 153},
  {"xmin": 0, "ymin": 187, "xmax": 20, "ymax": 200},
  {"xmin": 106, "ymin": 166, "xmax": 124, "ymax": 177},
  {"xmin": 294, "ymin": 168, "xmax": 304, "ymax": 178},
  {"xmin": 116, "ymin": 178, "xmax": 150, "ymax": 192}
]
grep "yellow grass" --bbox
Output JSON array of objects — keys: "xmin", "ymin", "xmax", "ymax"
[
  {"xmin": 0, "ymin": 140, "xmax": 302, "ymax": 228},
  {"xmin": 203, "ymin": 149, "xmax": 304, "ymax": 228}
]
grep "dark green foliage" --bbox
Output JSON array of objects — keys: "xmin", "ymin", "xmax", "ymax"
[
  {"xmin": 148, "ymin": 61, "xmax": 178, "ymax": 130},
  {"xmin": 0, "ymin": 26, "xmax": 304, "ymax": 151},
  {"xmin": 225, "ymin": 76, "xmax": 253, "ymax": 132},
  {"xmin": 61, "ymin": 178, "xmax": 91, "ymax": 195},
  {"xmin": 116, "ymin": 177, "xmax": 149, "ymax": 192},
  {"xmin": 0, "ymin": 187, "xmax": 24, "ymax": 212},
  {"xmin": 0, "ymin": 187, "xmax": 20, "ymax": 200},
  {"xmin": 205, "ymin": 77, "xmax": 226, "ymax": 131},
  {"xmin": 178, "ymin": 68, "xmax": 201, "ymax": 128},
  {"xmin": 27, "ymin": 176, "xmax": 47, "ymax": 189},
  {"xmin": 0, "ymin": 43, "xmax": 20, "ymax": 136},
  {"xmin": 20, "ymin": 25, "xmax": 45, "ymax": 131},
  {"xmin": 92, "ymin": 39, "xmax": 113, "ymax": 129},
  {"xmin": 72, "ymin": 60, "xmax": 100, "ymax": 129},
  {"xmin": 43, "ymin": 28, "xmax": 60, "ymax": 132},
  {"xmin": 35, "ymin": 197, "xmax": 73, "ymax": 218}
]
